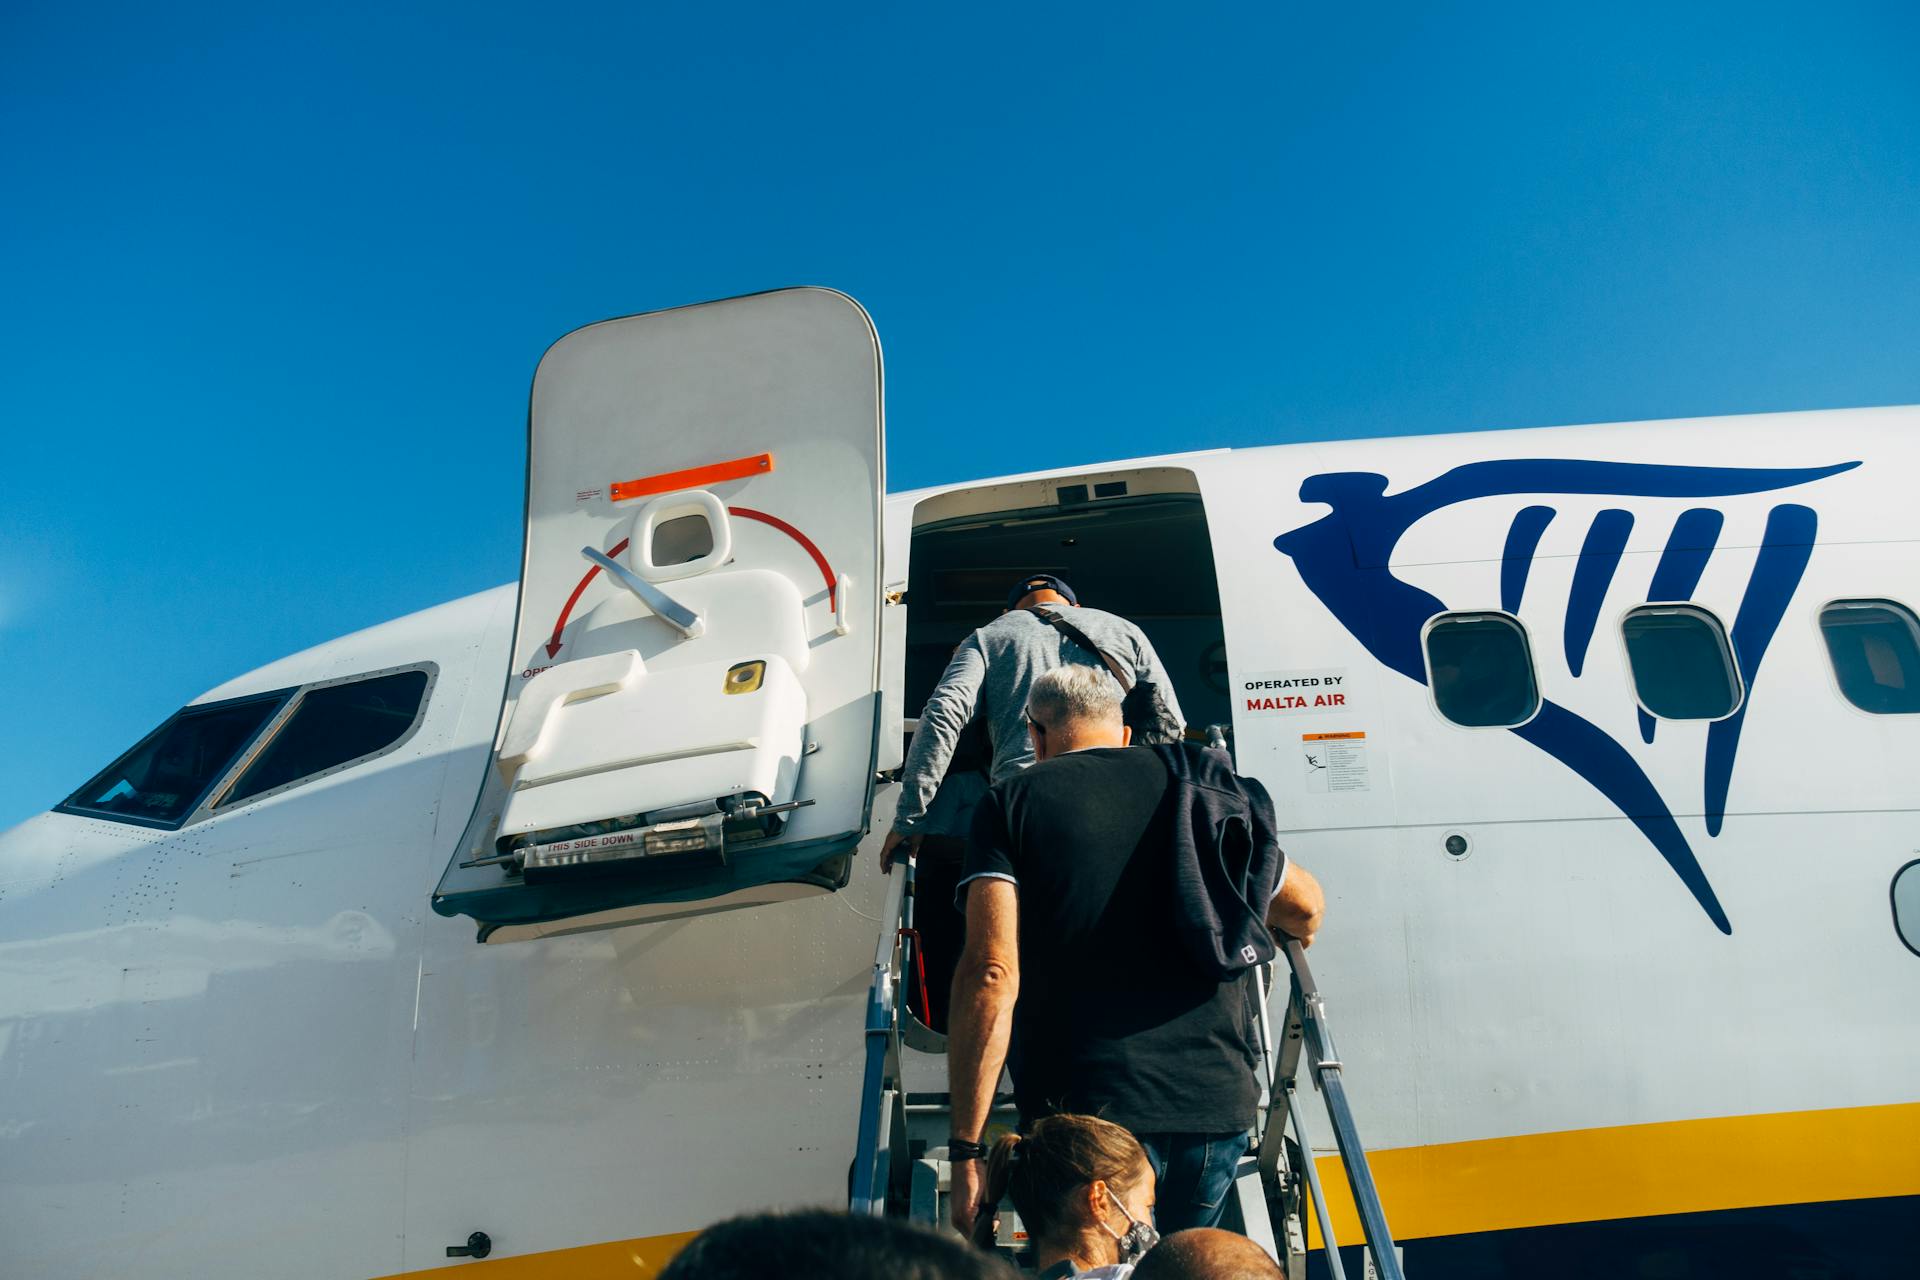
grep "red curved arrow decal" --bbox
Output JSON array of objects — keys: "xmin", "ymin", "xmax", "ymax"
[
  {"xmin": 544, "ymin": 537, "xmax": 629, "ymax": 658},
  {"xmin": 728, "ymin": 506, "xmax": 838, "ymax": 607},
  {"xmin": 541, "ymin": 510, "xmax": 836, "ymax": 660}
]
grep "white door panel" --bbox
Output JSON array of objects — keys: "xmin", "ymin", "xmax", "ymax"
[{"xmin": 436, "ymin": 289, "xmax": 885, "ymax": 940}]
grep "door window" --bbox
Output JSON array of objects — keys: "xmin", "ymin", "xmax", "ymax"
[{"xmin": 653, "ymin": 513, "xmax": 716, "ymax": 566}]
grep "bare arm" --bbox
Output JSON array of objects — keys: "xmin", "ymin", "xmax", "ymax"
[
  {"xmin": 1266, "ymin": 861, "xmax": 1325, "ymax": 947},
  {"xmin": 946, "ymin": 877, "xmax": 1020, "ymax": 1236}
]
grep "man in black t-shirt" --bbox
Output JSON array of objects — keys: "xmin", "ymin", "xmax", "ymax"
[{"xmin": 945, "ymin": 666, "xmax": 1325, "ymax": 1239}]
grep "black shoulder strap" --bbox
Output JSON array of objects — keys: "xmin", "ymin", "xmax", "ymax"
[{"xmin": 1026, "ymin": 606, "xmax": 1134, "ymax": 692}]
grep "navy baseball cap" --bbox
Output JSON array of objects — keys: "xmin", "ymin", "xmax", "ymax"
[{"xmin": 1006, "ymin": 573, "xmax": 1078, "ymax": 609}]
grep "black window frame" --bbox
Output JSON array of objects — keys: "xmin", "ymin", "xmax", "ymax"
[
  {"xmin": 56, "ymin": 689, "xmax": 294, "ymax": 831},
  {"xmin": 55, "ymin": 662, "xmax": 437, "ymax": 832},
  {"xmin": 1817, "ymin": 597, "xmax": 1920, "ymax": 717},
  {"xmin": 1619, "ymin": 602, "xmax": 1745, "ymax": 723},
  {"xmin": 1421, "ymin": 609, "xmax": 1543, "ymax": 729}
]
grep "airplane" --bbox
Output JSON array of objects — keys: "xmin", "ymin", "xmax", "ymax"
[{"xmin": 2, "ymin": 287, "xmax": 1915, "ymax": 1279}]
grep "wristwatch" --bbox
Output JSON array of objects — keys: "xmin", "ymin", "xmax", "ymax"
[{"xmin": 947, "ymin": 1137, "xmax": 987, "ymax": 1162}]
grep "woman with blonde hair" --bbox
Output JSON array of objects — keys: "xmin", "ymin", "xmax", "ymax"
[{"xmin": 969, "ymin": 1114, "xmax": 1159, "ymax": 1278}]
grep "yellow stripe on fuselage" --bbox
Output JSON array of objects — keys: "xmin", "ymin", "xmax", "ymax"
[
  {"xmin": 370, "ymin": 1230, "xmax": 700, "ymax": 1279},
  {"xmin": 369, "ymin": 1103, "xmax": 1920, "ymax": 1274},
  {"xmin": 1307, "ymin": 1100, "xmax": 1920, "ymax": 1246}
]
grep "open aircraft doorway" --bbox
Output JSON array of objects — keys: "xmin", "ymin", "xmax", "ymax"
[{"xmin": 895, "ymin": 465, "xmax": 1231, "ymax": 1034}]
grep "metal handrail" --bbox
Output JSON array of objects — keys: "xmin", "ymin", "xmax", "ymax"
[
  {"xmin": 854, "ymin": 851, "xmax": 1401, "ymax": 1279},
  {"xmin": 1257, "ymin": 938, "xmax": 1405, "ymax": 1280},
  {"xmin": 579, "ymin": 546, "xmax": 704, "ymax": 639},
  {"xmin": 848, "ymin": 863, "xmax": 909, "ymax": 1216}
]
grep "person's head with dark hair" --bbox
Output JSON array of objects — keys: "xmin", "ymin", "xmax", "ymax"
[
  {"xmin": 657, "ymin": 1208, "xmax": 1012, "ymax": 1280},
  {"xmin": 1131, "ymin": 1228, "xmax": 1285, "ymax": 1280},
  {"xmin": 1004, "ymin": 572, "xmax": 1078, "ymax": 612},
  {"xmin": 972, "ymin": 1114, "xmax": 1157, "ymax": 1274}
]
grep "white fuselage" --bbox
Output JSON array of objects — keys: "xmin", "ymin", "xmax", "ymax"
[{"xmin": 2, "ymin": 407, "xmax": 1916, "ymax": 1277}]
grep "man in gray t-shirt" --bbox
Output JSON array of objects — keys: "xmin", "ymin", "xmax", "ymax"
[{"xmin": 880, "ymin": 572, "xmax": 1185, "ymax": 870}]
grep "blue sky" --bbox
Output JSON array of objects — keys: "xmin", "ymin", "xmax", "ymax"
[{"xmin": 3, "ymin": 1, "xmax": 1918, "ymax": 828}]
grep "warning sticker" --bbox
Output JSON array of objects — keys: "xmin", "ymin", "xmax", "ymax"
[
  {"xmin": 1303, "ymin": 731, "xmax": 1369, "ymax": 794},
  {"xmin": 1239, "ymin": 668, "xmax": 1351, "ymax": 716}
]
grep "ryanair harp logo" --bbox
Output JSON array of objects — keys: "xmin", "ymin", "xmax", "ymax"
[{"xmin": 1274, "ymin": 457, "xmax": 1862, "ymax": 934}]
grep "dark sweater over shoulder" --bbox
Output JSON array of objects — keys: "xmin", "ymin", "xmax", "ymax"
[{"xmin": 961, "ymin": 747, "xmax": 1260, "ymax": 1134}]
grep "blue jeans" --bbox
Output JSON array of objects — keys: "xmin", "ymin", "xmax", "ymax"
[{"xmin": 1135, "ymin": 1130, "xmax": 1253, "ymax": 1233}]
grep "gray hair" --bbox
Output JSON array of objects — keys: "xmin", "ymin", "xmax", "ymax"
[{"xmin": 1026, "ymin": 664, "xmax": 1124, "ymax": 733}]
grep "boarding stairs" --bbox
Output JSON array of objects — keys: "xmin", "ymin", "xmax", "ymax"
[{"xmin": 848, "ymin": 846, "xmax": 1406, "ymax": 1280}]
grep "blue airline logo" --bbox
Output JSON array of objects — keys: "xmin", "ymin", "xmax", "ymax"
[{"xmin": 1273, "ymin": 458, "xmax": 1861, "ymax": 934}]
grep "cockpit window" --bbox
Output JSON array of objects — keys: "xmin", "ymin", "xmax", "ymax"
[
  {"xmin": 218, "ymin": 669, "xmax": 431, "ymax": 806},
  {"xmin": 60, "ymin": 693, "xmax": 288, "ymax": 827}
]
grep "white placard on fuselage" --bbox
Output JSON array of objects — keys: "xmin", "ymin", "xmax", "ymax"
[{"xmin": 1237, "ymin": 667, "xmax": 1352, "ymax": 716}]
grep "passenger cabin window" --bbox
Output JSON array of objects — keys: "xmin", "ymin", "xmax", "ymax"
[
  {"xmin": 219, "ymin": 669, "xmax": 431, "ymax": 806},
  {"xmin": 61, "ymin": 693, "xmax": 287, "ymax": 827},
  {"xmin": 1819, "ymin": 599, "xmax": 1920, "ymax": 715},
  {"xmin": 1893, "ymin": 860, "xmax": 1920, "ymax": 958},
  {"xmin": 1424, "ymin": 612, "xmax": 1541, "ymax": 728},
  {"xmin": 1621, "ymin": 605, "xmax": 1742, "ymax": 720}
]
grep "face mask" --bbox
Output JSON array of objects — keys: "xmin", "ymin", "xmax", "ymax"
[{"xmin": 1101, "ymin": 1186, "xmax": 1161, "ymax": 1264}]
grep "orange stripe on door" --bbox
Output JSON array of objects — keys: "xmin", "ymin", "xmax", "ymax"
[{"xmin": 610, "ymin": 453, "xmax": 773, "ymax": 503}]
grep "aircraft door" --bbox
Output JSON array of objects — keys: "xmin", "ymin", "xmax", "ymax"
[{"xmin": 435, "ymin": 289, "xmax": 885, "ymax": 941}]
